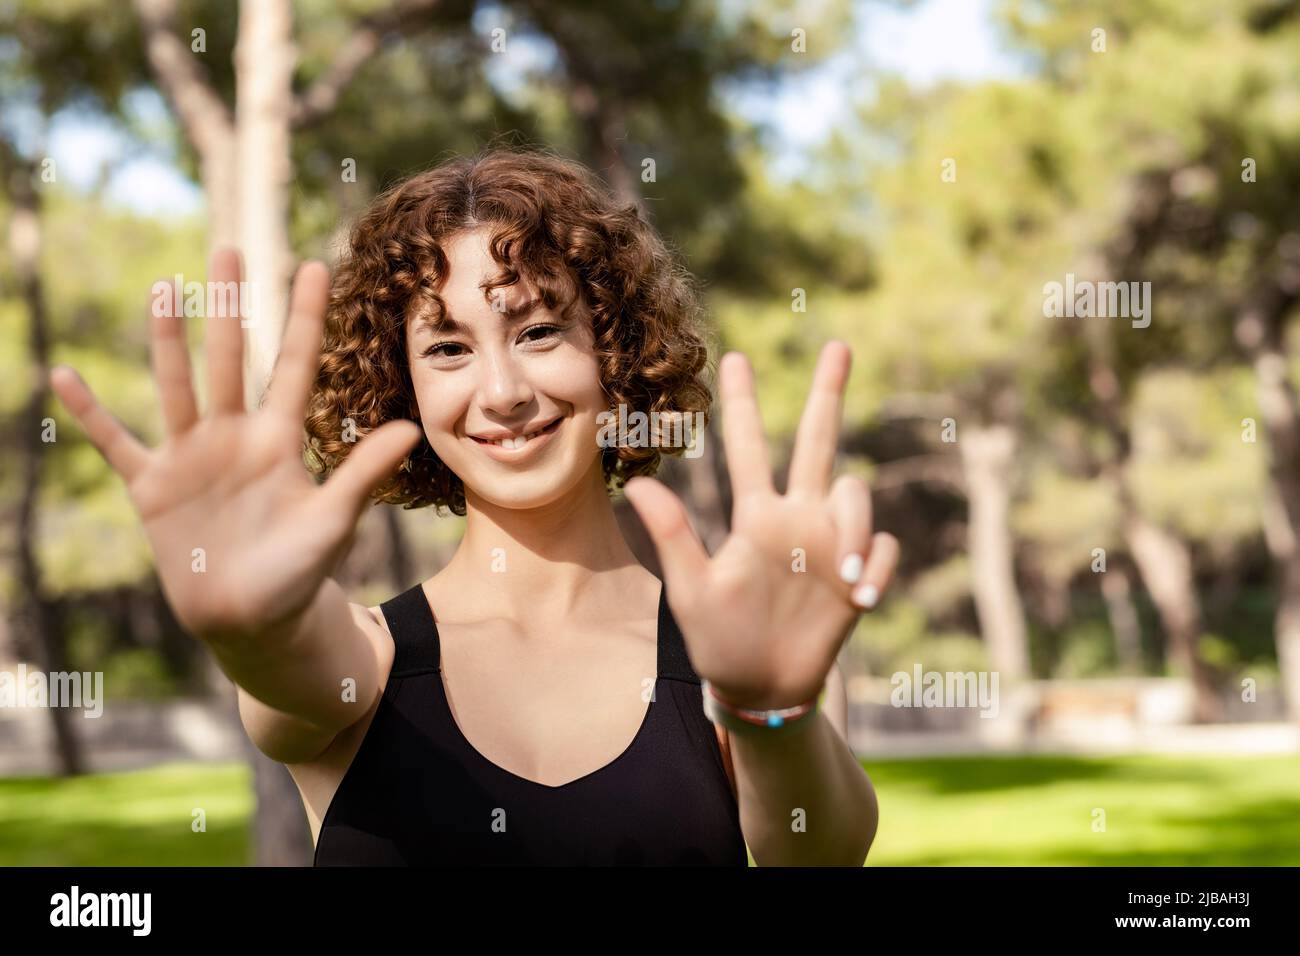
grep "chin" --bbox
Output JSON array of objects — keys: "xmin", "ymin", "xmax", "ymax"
[
  {"xmin": 464, "ymin": 476, "xmax": 575, "ymax": 511},
  {"xmin": 450, "ymin": 454, "xmax": 596, "ymax": 512}
]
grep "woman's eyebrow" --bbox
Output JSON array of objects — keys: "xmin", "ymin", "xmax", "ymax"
[
  {"xmin": 414, "ymin": 296, "xmax": 541, "ymax": 335},
  {"xmin": 493, "ymin": 294, "xmax": 541, "ymax": 320}
]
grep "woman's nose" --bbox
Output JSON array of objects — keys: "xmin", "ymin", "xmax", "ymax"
[{"xmin": 477, "ymin": 349, "xmax": 534, "ymax": 414}]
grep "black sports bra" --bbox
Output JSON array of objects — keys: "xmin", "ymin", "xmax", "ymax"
[{"xmin": 313, "ymin": 579, "xmax": 749, "ymax": 865}]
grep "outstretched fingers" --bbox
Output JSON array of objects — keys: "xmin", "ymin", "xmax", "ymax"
[
  {"xmin": 853, "ymin": 533, "xmax": 899, "ymax": 610},
  {"xmin": 829, "ymin": 472, "xmax": 872, "ymax": 585},
  {"xmin": 204, "ymin": 247, "xmax": 246, "ymax": 415},
  {"xmin": 264, "ymin": 261, "xmax": 330, "ymax": 423},
  {"xmin": 622, "ymin": 476, "xmax": 711, "ymax": 607},
  {"xmin": 827, "ymin": 474, "xmax": 897, "ymax": 610},
  {"xmin": 49, "ymin": 365, "xmax": 151, "ymax": 482},
  {"xmin": 787, "ymin": 340, "xmax": 851, "ymax": 498},
  {"xmin": 718, "ymin": 351, "xmax": 774, "ymax": 501},
  {"xmin": 317, "ymin": 420, "xmax": 424, "ymax": 528},
  {"xmin": 149, "ymin": 277, "xmax": 200, "ymax": 436}
]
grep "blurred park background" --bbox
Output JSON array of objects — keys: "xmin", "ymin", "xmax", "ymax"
[{"xmin": 2, "ymin": 0, "xmax": 1300, "ymax": 866}]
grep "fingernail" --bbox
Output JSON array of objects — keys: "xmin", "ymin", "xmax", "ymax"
[
  {"xmin": 853, "ymin": 583, "xmax": 878, "ymax": 609},
  {"xmin": 839, "ymin": 553, "xmax": 864, "ymax": 585}
]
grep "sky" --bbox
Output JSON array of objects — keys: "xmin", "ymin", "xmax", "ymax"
[
  {"xmin": 41, "ymin": 0, "xmax": 1020, "ymax": 217},
  {"xmin": 729, "ymin": 0, "xmax": 1021, "ymax": 178}
]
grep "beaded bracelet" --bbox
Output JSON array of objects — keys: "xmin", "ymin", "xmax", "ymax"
[{"xmin": 701, "ymin": 678, "xmax": 821, "ymax": 737}]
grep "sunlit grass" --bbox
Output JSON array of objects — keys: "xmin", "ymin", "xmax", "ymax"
[
  {"xmin": 0, "ymin": 761, "xmax": 250, "ymax": 866},
  {"xmin": 863, "ymin": 753, "xmax": 1300, "ymax": 866},
  {"xmin": 2, "ymin": 754, "xmax": 1297, "ymax": 865}
]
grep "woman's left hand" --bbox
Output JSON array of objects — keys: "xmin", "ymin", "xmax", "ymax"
[{"xmin": 624, "ymin": 340, "xmax": 900, "ymax": 711}]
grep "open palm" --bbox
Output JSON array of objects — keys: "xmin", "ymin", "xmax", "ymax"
[
  {"xmin": 624, "ymin": 342, "xmax": 899, "ymax": 711},
  {"xmin": 49, "ymin": 248, "xmax": 422, "ymax": 642}
]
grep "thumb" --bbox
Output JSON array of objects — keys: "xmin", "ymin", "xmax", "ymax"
[
  {"xmin": 319, "ymin": 419, "xmax": 424, "ymax": 524},
  {"xmin": 623, "ymin": 476, "xmax": 710, "ymax": 607}
]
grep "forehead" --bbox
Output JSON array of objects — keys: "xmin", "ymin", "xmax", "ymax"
[
  {"xmin": 407, "ymin": 228, "xmax": 543, "ymax": 333},
  {"xmin": 442, "ymin": 230, "xmax": 498, "ymax": 283},
  {"xmin": 439, "ymin": 229, "xmax": 534, "ymax": 299}
]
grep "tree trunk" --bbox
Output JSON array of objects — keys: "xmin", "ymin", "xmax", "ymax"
[
  {"xmin": 4, "ymin": 147, "xmax": 85, "ymax": 775},
  {"xmin": 1099, "ymin": 564, "xmax": 1144, "ymax": 674},
  {"xmin": 134, "ymin": 0, "xmax": 239, "ymax": 247},
  {"xmin": 244, "ymin": 734, "xmax": 314, "ymax": 865},
  {"xmin": 1082, "ymin": 307, "xmax": 1220, "ymax": 719},
  {"xmin": 235, "ymin": 0, "xmax": 295, "ymax": 406},
  {"xmin": 1124, "ymin": 515, "xmax": 1222, "ymax": 720},
  {"xmin": 203, "ymin": 144, "xmax": 240, "ymax": 249},
  {"xmin": 1238, "ymin": 315, "xmax": 1300, "ymax": 724},
  {"xmin": 958, "ymin": 422, "xmax": 1030, "ymax": 680}
]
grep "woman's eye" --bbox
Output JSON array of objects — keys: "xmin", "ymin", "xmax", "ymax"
[
  {"xmin": 522, "ymin": 324, "xmax": 562, "ymax": 343},
  {"xmin": 420, "ymin": 342, "xmax": 465, "ymax": 358},
  {"xmin": 419, "ymin": 326, "xmax": 561, "ymax": 359}
]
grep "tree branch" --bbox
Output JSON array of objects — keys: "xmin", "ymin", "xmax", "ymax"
[
  {"xmin": 869, "ymin": 454, "xmax": 966, "ymax": 495},
  {"xmin": 132, "ymin": 0, "xmax": 234, "ymax": 156},
  {"xmin": 289, "ymin": 0, "xmax": 443, "ymax": 130}
]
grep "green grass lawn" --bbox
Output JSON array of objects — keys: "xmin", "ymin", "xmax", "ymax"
[
  {"xmin": 863, "ymin": 753, "xmax": 1300, "ymax": 866},
  {"xmin": 0, "ymin": 762, "xmax": 252, "ymax": 866},
  {"xmin": 1, "ymin": 754, "xmax": 1297, "ymax": 866}
]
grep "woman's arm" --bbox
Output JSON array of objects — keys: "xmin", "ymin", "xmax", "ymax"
[
  {"xmin": 623, "ymin": 343, "xmax": 897, "ymax": 867},
  {"xmin": 49, "ymin": 249, "xmax": 419, "ymax": 764},
  {"xmin": 226, "ymin": 579, "xmax": 388, "ymax": 763},
  {"xmin": 727, "ymin": 663, "xmax": 879, "ymax": 866}
]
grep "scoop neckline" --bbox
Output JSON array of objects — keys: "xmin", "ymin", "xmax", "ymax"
[{"xmin": 415, "ymin": 579, "xmax": 664, "ymax": 792}]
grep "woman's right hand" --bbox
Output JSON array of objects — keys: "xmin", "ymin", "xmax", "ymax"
[{"xmin": 49, "ymin": 247, "xmax": 423, "ymax": 645}]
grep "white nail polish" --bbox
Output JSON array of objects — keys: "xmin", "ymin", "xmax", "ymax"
[
  {"xmin": 839, "ymin": 553, "xmax": 864, "ymax": 585},
  {"xmin": 854, "ymin": 584, "xmax": 879, "ymax": 609}
]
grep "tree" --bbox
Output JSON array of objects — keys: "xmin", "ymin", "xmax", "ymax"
[
  {"xmin": 1001, "ymin": 0, "xmax": 1300, "ymax": 719},
  {"xmin": 0, "ymin": 0, "xmax": 154, "ymax": 774}
]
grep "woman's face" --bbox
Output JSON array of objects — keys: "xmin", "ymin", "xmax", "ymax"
[{"xmin": 405, "ymin": 227, "xmax": 609, "ymax": 511}]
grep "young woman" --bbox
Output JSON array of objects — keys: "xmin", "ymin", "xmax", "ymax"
[{"xmin": 49, "ymin": 148, "xmax": 899, "ymax": 866}]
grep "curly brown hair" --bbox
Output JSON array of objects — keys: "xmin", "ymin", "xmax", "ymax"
[{"xmin": 303, "ymin": 147, "xmax": 715, "ymax": 516}]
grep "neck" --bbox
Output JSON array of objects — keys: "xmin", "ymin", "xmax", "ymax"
[{"xmin": 440, "ymin": 458, "xmax": 645, "ymax": 622}]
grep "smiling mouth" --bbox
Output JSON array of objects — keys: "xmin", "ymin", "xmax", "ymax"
[{"xmin": 469, "ymin": 417, "xmax": 562, "ymax": 450}]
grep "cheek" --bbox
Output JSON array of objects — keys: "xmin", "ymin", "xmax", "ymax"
[
  {"xmin": 408, "ymin": 365, "xmax": 468, "ymax": 432},
  {"xmin": 537, "ymin": 345, "xmax": 606, "ymax": 405}
]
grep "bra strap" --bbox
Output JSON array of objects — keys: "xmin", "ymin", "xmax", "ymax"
[
  {"xmin": 657, "ymin": 580, "xmax": 701, "ymax": 685},
  {"xmin": 379, "ymin": 583, "xmax": 441, "ymax": 677}
]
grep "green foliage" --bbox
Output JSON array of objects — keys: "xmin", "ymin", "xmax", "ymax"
[
  {"xmin": 1128, "ymin": 368, "xmax": 1265, "ymax": 542},
  {"xmin": 1052, "ymin": 619, "xmax": 1117, "ymax": 678},
  {"xmin": 851, "ymin": 599, "xmax": 988, "ymax": 676},
  {"xmin": 1014, "ymin": 470, "xmax": 1122, "ymax": 582},
  {"xmin": 17, "ymin": 191, "xmax": 206, "ymax": 596},
  {"xmin": 907, "ymin": 554, "xmax": 973, "ymax": 620}
]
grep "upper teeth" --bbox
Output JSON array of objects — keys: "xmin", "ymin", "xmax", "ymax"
[{"xmin": 488, "ymin": 423, "xmax": 551, "ymax": 449}]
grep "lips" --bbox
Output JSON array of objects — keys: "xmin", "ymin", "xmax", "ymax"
[{"xmin": 469, "ymin": 416, "xmax": 562, "ymax": 450}]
